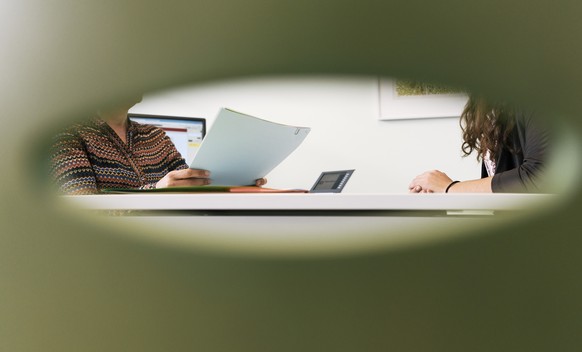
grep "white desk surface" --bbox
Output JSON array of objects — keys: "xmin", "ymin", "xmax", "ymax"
[
  {"xmin": 60, "ymin": 193, "xmax": 557, "ymax": 254},
  {"xmin": 63, "ymin": 193, "xmax": 555, "ymax": 212}
]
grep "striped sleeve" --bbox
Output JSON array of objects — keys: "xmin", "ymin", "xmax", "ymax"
[{"xmin": 49, "ymin": 129, "xmax": 99, "ymax": 195}]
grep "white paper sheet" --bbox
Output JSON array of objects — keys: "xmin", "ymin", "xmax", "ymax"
[{"xmin": 189, "ymin": 108, "xmax": 311, "ymax": 186}]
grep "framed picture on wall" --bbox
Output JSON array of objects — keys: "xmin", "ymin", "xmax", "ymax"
[{"xmin": 378, "ymin": 78, "xmax": 468, "ymax": 120}]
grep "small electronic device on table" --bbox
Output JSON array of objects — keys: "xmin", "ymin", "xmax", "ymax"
[{"xmin": 310, "ymin": 170, "xmax": 355, "ymax": 193}]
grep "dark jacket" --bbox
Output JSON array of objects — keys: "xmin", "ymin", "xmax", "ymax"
[{"xmin": 483, "ymin": 114, "xmax": 551, "ymax": 193}]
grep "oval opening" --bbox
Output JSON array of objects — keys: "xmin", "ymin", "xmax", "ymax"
[{"xmin": 27, "ymin": 75, "xmax": 579, "ymax": 257}]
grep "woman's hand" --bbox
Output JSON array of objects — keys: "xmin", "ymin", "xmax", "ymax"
[
  {"xmin": 156, "ymin": 168, "xmax": 210, "ymax": 188},
  {"xmin": 409, "ymin": 170, "xmax": 453, "ymax": 193}
]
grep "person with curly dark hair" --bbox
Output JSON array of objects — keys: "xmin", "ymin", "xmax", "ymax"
[{"xmin": 409, "ymin": 96, "xmax": 551, "ymax": 193}]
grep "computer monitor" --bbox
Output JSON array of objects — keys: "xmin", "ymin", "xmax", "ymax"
[{"xmin": 128, "ymin": 113, "xmax": 206, "ymax": 165}]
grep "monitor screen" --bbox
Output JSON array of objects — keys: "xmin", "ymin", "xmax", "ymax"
[{"xmin": 128, "ymin": 113, "xmax": 206, "ymax": 165}]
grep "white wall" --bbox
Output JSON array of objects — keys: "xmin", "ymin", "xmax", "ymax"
[{"xmin": 130, "ymin": 76, "xmax": 481, "ymax": 193}]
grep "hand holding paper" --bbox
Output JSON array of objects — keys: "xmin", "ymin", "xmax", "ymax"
[{"xmin": 189, "ymin": 108, "xmax": 311, "ymax": 186}]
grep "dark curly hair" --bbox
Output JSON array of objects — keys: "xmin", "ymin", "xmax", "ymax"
[{"xmin": 460, "ymin": 96, "xmax": 517, "ymax": 162}]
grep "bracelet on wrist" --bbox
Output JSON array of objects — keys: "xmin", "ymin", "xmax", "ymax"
[{"xmin": 445, "ymin": 180, "xmax": 460, "ymax": 193}]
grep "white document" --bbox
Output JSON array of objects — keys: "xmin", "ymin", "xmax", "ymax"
[{"xmin": 189, "ymin": 108, "xmax": 311, "ymax": 186}]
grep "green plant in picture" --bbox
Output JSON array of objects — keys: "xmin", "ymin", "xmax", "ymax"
[{"xmin": 396, "ymin": 80, "xmax": 463, "ymax": 96}]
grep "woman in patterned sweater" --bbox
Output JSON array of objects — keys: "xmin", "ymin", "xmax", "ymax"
[{"xmin": 50, "ymin": 99, "xmax": 265, "ymax": 195}]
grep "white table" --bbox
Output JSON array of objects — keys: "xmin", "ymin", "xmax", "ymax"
[
  {"xmin": 60, "ymin": 193, "xmax": 556, "ymax": 255},
  {"xmin": 64, "ymin": 193, "xmax": 553, "ymax": 213}
]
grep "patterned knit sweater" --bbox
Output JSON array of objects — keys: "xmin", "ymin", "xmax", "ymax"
[{"xmin": 50, "ymin": 117, "xmax": 187, "ymax": 194}]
